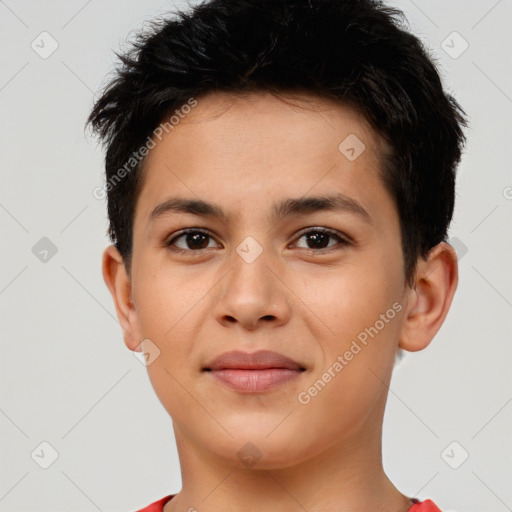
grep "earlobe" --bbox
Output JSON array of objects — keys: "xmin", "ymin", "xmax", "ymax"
[
  {"xmin": 101, "ymin": 245, "xmax": 141, "ymax": 351},
  {"xmin": 398, "ymin": 242, "xmax": 458, "ymax": 353}
]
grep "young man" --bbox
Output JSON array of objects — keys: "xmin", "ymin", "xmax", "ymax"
[{"xmin": 87, "ymin": 0, "xmax": 467, "ymax": 510}]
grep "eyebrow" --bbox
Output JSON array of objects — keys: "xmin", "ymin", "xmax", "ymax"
[{"xmin": 148, "ymin": 193, "xmax": 372, "ymax": 225}]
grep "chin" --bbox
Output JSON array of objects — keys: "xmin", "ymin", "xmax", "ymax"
[{"xmin": 200, "ymin": 427, "xmax": 319, "ymax": 471}]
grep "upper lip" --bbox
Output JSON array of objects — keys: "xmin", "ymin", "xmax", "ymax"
[{"xmin": 203, "ymin": 350, "xmax": 305, "ymax": 371}]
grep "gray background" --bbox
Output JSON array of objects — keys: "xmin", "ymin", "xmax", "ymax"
[{"xmin": 1, "ymin": 1, "xmax": 511, "ymax": 511}]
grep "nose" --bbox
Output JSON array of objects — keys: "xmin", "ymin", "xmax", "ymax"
[{"xmin": 213, "ymin": 244, "xmax": 292, "ymax": 331}]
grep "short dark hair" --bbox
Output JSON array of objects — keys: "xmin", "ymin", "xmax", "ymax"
[{"xmin": 87, "ymin": 0, "xmax": 468, "ymax": 286}]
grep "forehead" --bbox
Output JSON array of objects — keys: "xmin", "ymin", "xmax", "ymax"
[
  {"xmin": 174, "ymin": 89, "xmax": 380, "ymax": 145},
  {"xmin": 135, "ymin": 89, "xmax": 390, "ymax": 225}
]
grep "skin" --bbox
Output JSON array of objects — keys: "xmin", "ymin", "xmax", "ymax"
[{"xmin": 102, "ymin": 90, "xmax": 458, "ymax": 512}]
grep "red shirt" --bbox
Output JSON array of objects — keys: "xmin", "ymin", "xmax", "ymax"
[{"xmin": 134, "ymin": 495, "xmax": 442, "ymax": 511}]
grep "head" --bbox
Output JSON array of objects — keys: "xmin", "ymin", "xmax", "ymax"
[{"xmin": 88, "ymin": 0, "xmax": 467, "ymax": 469}]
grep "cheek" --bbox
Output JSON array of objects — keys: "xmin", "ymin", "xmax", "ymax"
[
  {"xmin": 302, "ymin": 250, "xmax": 405, "ymax": 399},
  {"xmin": 134, "ymin": 270, "xmax": 205, "ymax": 419},
  {"xmin": 133, "ymin": 257, "xmax": 208, "ymax": 340},
  {"xmin": 295, "ymin": 286, "xmax": 403, "ymax": 444},
  {"xmin": 131, "ymin": 265, "xmax": 209, "ymax": 400},
  {"xmin": 309, "ymin": 260, "xmax": 401, "ymax": 343}
]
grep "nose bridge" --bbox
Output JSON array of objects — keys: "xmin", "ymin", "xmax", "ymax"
[
  {"xmin": 229, "ymin": 235, "xmax": 276, "ymax": 302},
  {"xmin": 213, "ymin": 234, "xmax": 291, "ymax": 328}
]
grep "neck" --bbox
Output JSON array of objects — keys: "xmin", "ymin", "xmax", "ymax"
[{"xmin": 165, "ymin": 407, "xmax": 413, "ymax": 512}]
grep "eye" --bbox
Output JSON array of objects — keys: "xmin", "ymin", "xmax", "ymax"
[
  {"xmin": 292, "ymin": 227, "xmax": 351, "ymax": 252},
  {"xmin": 164, "ymin": 227, "xmax": 351, "ymax": 255},
  {"xmin": 165, "ymin": 229, "xmax": 219, "ymax": 254}
]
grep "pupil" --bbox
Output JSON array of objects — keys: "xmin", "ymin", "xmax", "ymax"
[
  {"xmin": 188, "ymin": 233, "xmax": 208, "ymax": 249},
  {"xmin": 183, "ymin": 232, "xmax": 330, "ymax": 250},
  {"xmin": 307, "ymin": 232, "xmax": 328, "ymax": 249}
]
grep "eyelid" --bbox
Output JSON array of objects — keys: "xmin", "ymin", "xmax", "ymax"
[
  {"xmin": 164, "ymin": 226, "xmax": 352, "ymax": 253},
  {"xmin": 292, "ymin": 226, "xmax": 352, "ymax": 244},
  {"xmin": 164, "ymin": 228, "xmax": 219, "ymax": 251}
]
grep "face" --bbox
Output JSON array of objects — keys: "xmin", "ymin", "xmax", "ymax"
[{"xmin": 121, "ymin": 90, "xmax": 412, "ymax": 468}]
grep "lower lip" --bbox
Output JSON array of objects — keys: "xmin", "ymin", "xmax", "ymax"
[{"xmin": 208, "ymin": 368, "xmax": 303, "ymax": 392}]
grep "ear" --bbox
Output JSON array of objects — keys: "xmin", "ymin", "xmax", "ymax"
[
  {"xmin": 399, "ymin": 242, "xmax": 458, "ymax": 352},
  {"xmin": 102, "ymin": 245, "xmax": 142, "ymax": 352}
]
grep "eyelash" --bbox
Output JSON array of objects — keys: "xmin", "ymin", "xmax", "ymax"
[{"xmin": 164, "ymin": 227, "xmax": 352, "ymax": 255}]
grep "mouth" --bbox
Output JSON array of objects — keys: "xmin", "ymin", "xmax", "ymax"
[{"xmin": 202, "ymin": 350, "xmax": 307, "ymax": 393}]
